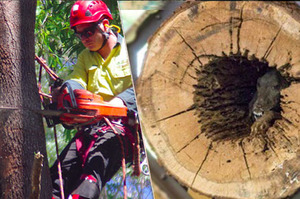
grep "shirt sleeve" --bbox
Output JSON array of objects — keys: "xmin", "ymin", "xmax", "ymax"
[
  {"xmin": 62, "ymin": 80, "xmax": 85, "ymax": 90},
  {"xmin": 67, "ymin": 52, "xmax": 88, "ymax": 89},
  {"xmin": 116, "ymin": 87, "xmax": 137, "ymax": 113}
]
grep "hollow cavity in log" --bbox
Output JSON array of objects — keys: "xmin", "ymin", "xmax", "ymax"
[{"xmin": 193, "ymin": 53, "xmax": 271, "ymax": 141}]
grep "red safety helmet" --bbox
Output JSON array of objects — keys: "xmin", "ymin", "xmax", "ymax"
[{"xmin": 70, "ymin": 1, "xmax": 113, "ymax": 28}]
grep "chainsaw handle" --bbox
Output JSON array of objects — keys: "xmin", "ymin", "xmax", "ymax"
[{"xmin": 60, "ymin": 82, "xmax": 77, "ymax": 109}]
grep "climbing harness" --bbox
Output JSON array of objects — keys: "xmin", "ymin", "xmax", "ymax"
[{"xmin": 35, "ymin": 55, "xmax": 143, "ymax": 199}]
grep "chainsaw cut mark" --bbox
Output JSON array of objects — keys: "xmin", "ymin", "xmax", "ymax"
[
  {"xmin": 197, "ymin": 22, "xmax": 231, "ymax": 34},
  {"xmin": 236, "ymin": 5, "xmax": 245, "ymax": 54},
  {"xmin": 239, "ymin": 140, "xmax": 252, "ymax": 179},
  {"xmin": 175, "ymin": 29, "xmax": 202, "ymax": 66},
  {"xmin": 196, "ymin": 24, "xmax": 231, "ymax": 45},
  {"xmin": 176, "ymin": 132, "xmax": 201, "ymax": 154},
  {"xmin": 185, "ymin": 69, "xmax": 197, "ymax": 81},
  {"xmin": 156, "ymin": 104, "xmax": 195, "ymax": 123},
  {"xmin": 263, "ymin": 26, "xmax": 283, "ymax": 60},
  {"xmin": 179, "ymin": 58, "xmax": 201, "ymax": 85},
  {"xmin": 191, "ymin": 142, "xmax": 212, "ymax": 186},
  {"xmin": 229, "ymin": 17, "xmax": 234, "ymax": 54},
  {"xmin": 229, "ymin": 4, "xmax": 245, "ymax": 54}
]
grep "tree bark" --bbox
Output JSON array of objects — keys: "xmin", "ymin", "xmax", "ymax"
[
  {"xmin": 137, "ymin": 1, "xmax": 300, "ymax": 199},
  {"xmin": 0, "ymin": 1, "xmax": 52, "ymax": 198}
]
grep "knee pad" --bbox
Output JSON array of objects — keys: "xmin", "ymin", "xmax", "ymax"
[{"xmin": 72, "ymin": 175, "xmax": 100, "ymax": 199}]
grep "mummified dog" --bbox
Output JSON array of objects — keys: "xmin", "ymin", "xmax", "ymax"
[{"xmin": 249, "ymin": 68, "xmax": 288, "ymax": 136}]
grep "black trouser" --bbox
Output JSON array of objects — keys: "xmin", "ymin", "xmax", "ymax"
[{"xmin": 50, "ymin": 124, "xmax": 133, "ymax": 199}]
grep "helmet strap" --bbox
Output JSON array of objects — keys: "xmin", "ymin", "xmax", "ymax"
[{"xmin": 96, "ymin": 24, "xmax": 110, "ymax": 51}]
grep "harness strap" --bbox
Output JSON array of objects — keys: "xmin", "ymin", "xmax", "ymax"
[
  {"xmin": 75, "ymin": 125, "xmax": 111, "ymax": 166},
  {"xmin": 103, "ymin": 117, "xmax": 127, "ymax": 199},
  {"xmin": 76, "ymin": 133, "xmax": 97, "ymax": 167}
]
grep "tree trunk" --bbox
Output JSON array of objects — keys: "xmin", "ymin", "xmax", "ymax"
[
  {"xmin": 137, "ymin": 1, "xmax": 300, "ymax": 199},
  {"xmin": 0, "ymin": 1, "xmax": 52, "ymax": 198}
]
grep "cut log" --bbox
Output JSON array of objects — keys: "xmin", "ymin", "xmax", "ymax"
[{"xmin": 136, "ymin": 1, "xmax": 300, "ymax": 199}]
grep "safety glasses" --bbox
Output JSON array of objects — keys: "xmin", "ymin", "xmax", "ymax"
[{"xmin": 75, "ymin": 24, "xmax": 99, "ymax": 39}]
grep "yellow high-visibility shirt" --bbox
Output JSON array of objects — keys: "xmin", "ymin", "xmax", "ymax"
[{"xmin": 67, "ymin": 39, "xmax": 132, "ymax": 101}]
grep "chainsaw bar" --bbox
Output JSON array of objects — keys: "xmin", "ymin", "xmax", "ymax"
[{"xmin": 33, "ymin": 109, "xmax": 65, "ymax": 117}]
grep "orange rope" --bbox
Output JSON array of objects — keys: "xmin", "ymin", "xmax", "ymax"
[
  {"xmin": 53, "ymin": 125, "xmax": 65, "ymax": 199},
  {"xmin": 131, "ymin": 114, "xmax": 141, "ymax": 177},
  {"xmin": 39, "ymin": 91, "xmax": 52, "ymax": 98},
  {"xmin": 35, "ymin": 55, "xmax": 59, "ymax": 81},
  {"xmin": 35, "ymin": 55, "xmax": 65, "ymax": 198}
]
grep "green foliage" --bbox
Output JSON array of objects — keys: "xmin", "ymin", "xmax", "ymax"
[{"xmin": 35, "ymin": 0, "xmax": 82, "ymax": 75}]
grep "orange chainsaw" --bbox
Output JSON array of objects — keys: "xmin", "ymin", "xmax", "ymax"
[
  {"xmin": 57, "ymin": 82, "xmax": 127, "ymax": 127},
  {"xmin": 43, "ymin": 82, "xmax": 127, "ymax": 128},
  {"xmin": 35, "ymin": 56, "xmax": 127, "ymax": 128}
]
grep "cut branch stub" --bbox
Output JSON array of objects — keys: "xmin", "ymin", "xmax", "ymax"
[{"xmin": 137, "ymin": 1, "xmax": 300, "ymax": 199}]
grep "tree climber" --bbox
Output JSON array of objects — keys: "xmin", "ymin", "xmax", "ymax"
[{"xmin": 50, "ymin": 1, "xmax": 137, "ymax": 198}]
